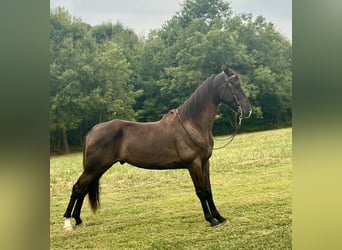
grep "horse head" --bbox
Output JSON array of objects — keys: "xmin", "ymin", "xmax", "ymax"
[{"xmin": 215, "ymin": 65, "xmax": 252, "ymax": 120}]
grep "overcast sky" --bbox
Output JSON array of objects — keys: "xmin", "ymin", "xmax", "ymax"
[{"xmin": 50, "ymin": 0, "xmax": 292, "ymax": 41}]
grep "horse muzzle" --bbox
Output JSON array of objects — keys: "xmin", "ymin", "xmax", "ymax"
[
  {"xmin": 245, "ymin": 108, "xmax": 252, "ymax": 119},
  {"xmin": 239, "ymin": 106, "xmax": 252, "ymax": 119}
]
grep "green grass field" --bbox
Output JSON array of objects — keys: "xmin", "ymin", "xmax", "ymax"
[{"xmin": 50, "ymin": 128, "xmax": 292, "ymax": 249}]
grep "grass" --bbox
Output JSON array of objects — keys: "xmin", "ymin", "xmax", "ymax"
[{"xmin": 50, "ymin": 128, "xmax": 292, "ymax": 249}]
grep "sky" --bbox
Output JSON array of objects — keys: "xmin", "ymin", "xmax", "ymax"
[{"xmin": 50, "ymin": 0, "xmax": 292, "ymax": 41}]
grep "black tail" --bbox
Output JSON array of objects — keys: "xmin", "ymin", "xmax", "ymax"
[{"xmin": 88, "ymin": 177, "xmax": 100, "ymax": 212}]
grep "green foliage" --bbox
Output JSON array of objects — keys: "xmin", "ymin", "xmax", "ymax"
[
  {"xmin": 135, "ymin": 0, "xmax": 291, "ymax": 130},
  {"xmin": 92, "ymin": 41, "xmax": 135, "ymax": 120},
  {"xmin": 50, "ymin": 128, "xmax": 292, "ymax": 249},
  {"xmin": 50, "ymin": 0, "xmax": 292, "ymax": 153},
  {"xmin": 50, "ymin": 8, "xmax": 140, "ymax": 153},
  {"xmin": 178, "ymin": 0, "xmax": 232, "ymax": 28}
]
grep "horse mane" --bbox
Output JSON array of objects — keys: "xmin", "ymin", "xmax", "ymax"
[{"xmin": 178, "ymin": 75, "xmax": 215, "ymax": 122}]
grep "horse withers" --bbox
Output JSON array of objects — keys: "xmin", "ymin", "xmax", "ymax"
[{"xmin": 63, "ymin": 65, "xmax": 252, "ymax": 230}]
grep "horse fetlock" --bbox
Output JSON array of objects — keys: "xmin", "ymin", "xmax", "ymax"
[
  {"xmin": 72, "ymin": 214, "xmax": 83, "ymax": 225},
  {"xmin": 217, "ymin": 216, "xmax": 227, "ymax": 224},
  {"xmin": 212, "ymin": 211, "xmax": 226, "ymax": 222}
]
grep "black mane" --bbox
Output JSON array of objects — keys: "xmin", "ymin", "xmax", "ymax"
[{"xmin": 178, "ymin": 75, "xmax": 215, "ymax": 122}]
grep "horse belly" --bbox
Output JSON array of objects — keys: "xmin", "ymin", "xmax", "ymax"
[{"xmin": 121, "ymin": 134, "xmax": 185, "ymax": 169}]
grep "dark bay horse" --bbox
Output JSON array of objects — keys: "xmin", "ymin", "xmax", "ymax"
[{"xmin": 63, "ymin": 66, "xmax": 252, "ymax": 230}]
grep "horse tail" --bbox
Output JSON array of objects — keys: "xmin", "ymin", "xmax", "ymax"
[
  {"xmin": 83, "ymin": 125, "xmax": 117, "ymax": 213},
  {"xmin": 88, "ymin": 177, "xmax": 100, "ymax": 212},
  {"xmin": 83, "ymin": 138, "xmax": 101, "ymax": 213}
]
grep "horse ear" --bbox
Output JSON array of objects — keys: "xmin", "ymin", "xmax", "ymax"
[{"xmin": 221, "ymin": 64, "xmax": 232, "ymax": 75}]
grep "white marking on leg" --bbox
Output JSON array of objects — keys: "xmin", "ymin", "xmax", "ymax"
[{"xmin": 63, "ymin": 218, "xmax": 73, "ymax": 231}]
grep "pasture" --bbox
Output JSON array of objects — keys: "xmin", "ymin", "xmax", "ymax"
[{"xmin": 50, "ymin": 128, "xmax": 292, "ymax": 249}]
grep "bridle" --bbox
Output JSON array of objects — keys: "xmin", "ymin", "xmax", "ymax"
[
  {"xmin": 176, "ymin": 72, "xmax": 245, "ymax": 150},
  {"xmin": 212, "ymin": 73, "xmax": 244, "ymax": 149},
  {"xmin": 223, "ymin": 73, "xmax": 244, "ymax": 127}
]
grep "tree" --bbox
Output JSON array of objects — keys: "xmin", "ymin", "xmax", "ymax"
[
  {"xmin": 225, "ymin": 14, "xmax": 292, "ymax": 128},
  {"xmin": 50, "ymin": 8, "xmax": 140, "ymax": 153},
  {"xmin": 50, "ymin": 1, "xmax": 292, "ymax": 153},
  {"xmin": 135, "ymin": 0, "xmax": 291, "ymax": 131},
  {"xmin": 178, "ymin": 0, "xmax": 232, "ymax": 27},
  {"xmin": 91, "ymin": 41, "xmax": 137, "ymax": 121},
  {"xmin": 50, "ymin": 8, "xmax": 95, "ymax": 153}
]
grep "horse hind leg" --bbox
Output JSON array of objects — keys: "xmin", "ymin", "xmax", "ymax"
[
  {"xmin": 72, "ymin": 192, "xmax": 86, "ymax": 226},
  {"xmin": 63, "ymin": 130, "xmax": 121, "ymax": 231},
  {"xmin": 63, "ymin": 180, "xmax": 82, "ymax": 231},
  {"xmin": 63, "ymin": 194, "xmax": 85, "ymax": 231},
  {"xmin": 63, "ymin": 185, "xmax": 78, "ymax": 231},
  {"xmin": 63, "ymin": 171, "xmax": 97, "ymax": 230}
]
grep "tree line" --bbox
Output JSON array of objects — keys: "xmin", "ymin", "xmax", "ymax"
[{"xmin": 50, "ymin": 0, "xmax": 292, "ymax": 154}]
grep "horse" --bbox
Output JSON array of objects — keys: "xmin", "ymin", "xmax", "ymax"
[{"xmin": 63, "ymin": 65, "xmax": 252, "ymax": 231}]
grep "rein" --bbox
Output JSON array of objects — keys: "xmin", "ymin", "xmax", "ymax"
[
  {"xmin": 175, "ymin": 109, "xmax": 208, "ymax": 150},
  {"xmin": 176, "ymin": 108, "xmax": 242, "ymax": 150},
  {"xmin": 212, "ymin": 111, "xmax": 241, "ymax": 150},
  {"xmin": 175, "ymin": 73, "xmax": 244, "ymax": 151}
]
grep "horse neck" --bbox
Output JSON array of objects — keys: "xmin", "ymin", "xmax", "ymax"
[
  {"xmin": 194, "ymin": 99, "xmax": 218, "ymax": 132},
  {"xmin": 178, "ymin": 79, "xmax": 219, "ymax": 132}
]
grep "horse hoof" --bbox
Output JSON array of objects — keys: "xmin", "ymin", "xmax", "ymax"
[
  {"xmin": 218, "ymin": 217, "xmax": 229, "ymax": 225},
  {"xmin": 210, "ymin": 218, "xmax": 220, "ymax": 227},
  {"xmin": 220, "ymin": 219, "xmax": 229, "ymax": 226},
  {"xmin": 63, "ymin": 218, "xmax": 73, "ymax": 231},
  {"xmin": 63, "ymin": 225, "xmax": 73, "ymax": 231},
  {"xmin": 76, "ymin": 222, "xmax": 85, "ymax": 227}
]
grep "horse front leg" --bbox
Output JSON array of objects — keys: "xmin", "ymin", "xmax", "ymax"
[
  {"xmin": 202, "ymin": 160, "xmax": 227, "ymax": 225},
  {"xmin": 188, "ymin": 160, "xmax": 220, "ymax": 227}
]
